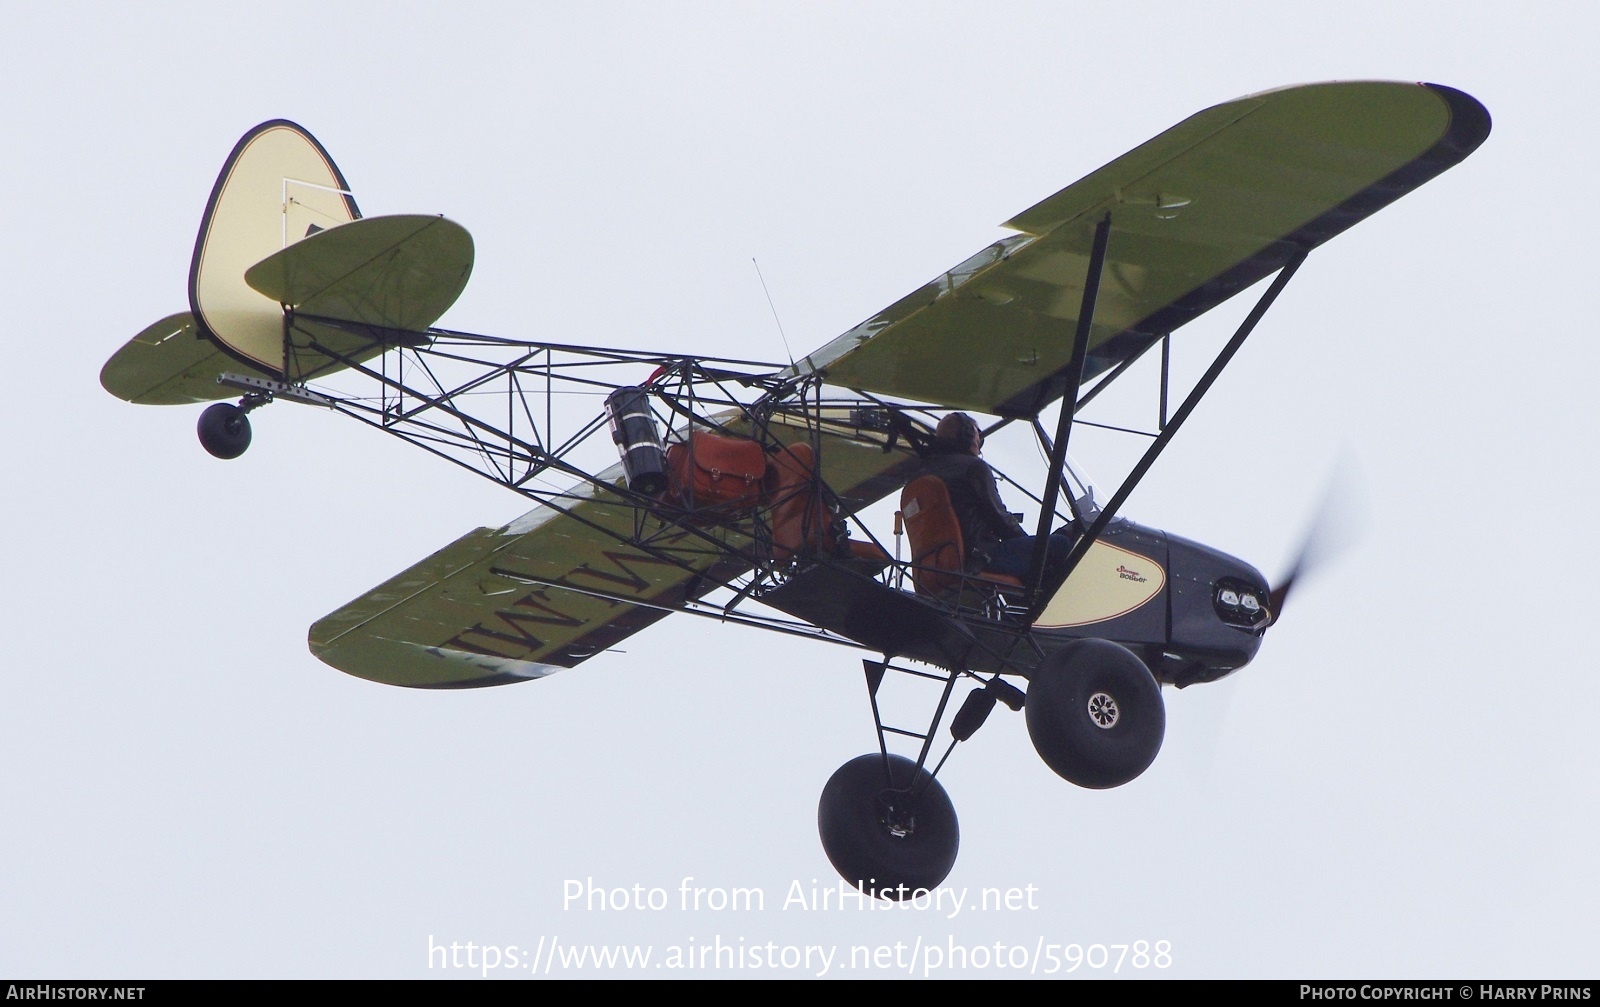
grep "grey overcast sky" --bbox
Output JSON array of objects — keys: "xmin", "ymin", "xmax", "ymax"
[{"xmin": 2, "ymin": 1, "xmax": 1595, "ymax": 979}]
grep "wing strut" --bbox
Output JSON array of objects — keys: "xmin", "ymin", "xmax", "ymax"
[
  {"xmin": 1035, "ymin": 250, "xmax": 1309, "ymax": 619},
  {"xmin": 1027, "ymin": 212, "xmax": 1113, "ymax": 608}
]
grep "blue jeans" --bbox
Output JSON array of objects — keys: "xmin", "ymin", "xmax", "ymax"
[{"xmin": 983, "ymin": 532, "xmax": 1074, "ymax": 580}]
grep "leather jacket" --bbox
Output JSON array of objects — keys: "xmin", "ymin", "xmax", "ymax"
[{"xmin": 921, "ymin": 449, "xmax": 1025, "ymax": 561}]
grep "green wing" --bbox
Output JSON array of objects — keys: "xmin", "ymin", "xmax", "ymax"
[
  {"xmin": 309, "ymin": 412, "xmax": 921, "ymax": 689},
  {"xmin": 801, "ymin": 81, "xmax": 1489, "ymax": 416}
]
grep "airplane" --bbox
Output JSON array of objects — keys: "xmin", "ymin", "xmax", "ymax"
[{"xmin": 100, "ymin": 81, "xmax": 1490, "ymax": 899}]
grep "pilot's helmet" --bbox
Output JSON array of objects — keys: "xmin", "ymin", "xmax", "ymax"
[{"xmin": 935, "ymin": 412, "xmax": 982, "ymax": 454}]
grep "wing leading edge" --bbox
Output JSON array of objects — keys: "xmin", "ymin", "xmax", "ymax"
[{"xmin": 800, "ymin": 81, "xmax": 1490, "ymax": 417}]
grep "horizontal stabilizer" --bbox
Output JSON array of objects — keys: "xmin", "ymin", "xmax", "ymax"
[
  {"xmin": 99, "ymin": 312, "xmax": 267, "ymax": 405},
  {"xmin": 244, "ymin": 214, "xmax": 473, "ymax": 334}
]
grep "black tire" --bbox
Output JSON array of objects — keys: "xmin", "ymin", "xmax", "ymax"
[
  {"xmin": 817, "ymin": 753, "xmax": 959, "ymax": 900},
  {"xmin": 197, "ymin": 403, "xmax": 251, "ymax": 460},
  {"xmin": 1025, "ymin": 639, "xmax": 1164, "ymax": 789}
]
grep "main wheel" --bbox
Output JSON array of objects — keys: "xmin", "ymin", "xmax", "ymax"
[
  {"xmin": 1025, "ymin": 639, "xmax": 1164, "ymax": 789},
  {"xmin": 817, "ymin": 753, "xmax": 958, "ymax": 899},
  {"xmin": 197, "ymin": 403, "xmax": 252, "ymax": 460}
]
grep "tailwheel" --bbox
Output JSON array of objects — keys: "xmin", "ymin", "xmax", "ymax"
[
  {"xmin": 817, "ymin": 753, "xmax": 959, "ymax": 899},
  {"xmin": 197, "ymin": 402, "xmax": 252, "ymax": 459},
  {"xmin": 1025, "ymin": 639, "xmax": 1165, "ymax": 789}
]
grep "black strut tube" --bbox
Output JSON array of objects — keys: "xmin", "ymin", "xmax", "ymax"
[
  {"xmin": 1046, "ymin": 251, "xmax": 1309, "ymax": 601},
  {"xmin": 1026, "ymin": 212, "xmax": 1112, "ymax": 612}
]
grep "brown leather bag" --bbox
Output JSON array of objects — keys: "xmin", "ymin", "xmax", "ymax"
[{"xmin": 663, "ymin": 432, "xmax": 767, "ymax": 511}]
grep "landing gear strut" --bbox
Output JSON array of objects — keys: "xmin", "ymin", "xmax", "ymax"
[{"xmin": 817, "ymin": 661, "xmax": 1022, "ymax": 897}]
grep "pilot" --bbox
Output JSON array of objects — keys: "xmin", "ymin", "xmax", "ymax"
[{"xmin": 924, "ymin": 412, "xmax": 1071, "ymax": 581}]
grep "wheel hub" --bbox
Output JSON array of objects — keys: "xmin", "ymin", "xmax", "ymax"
[
  {"xmin": 1087, "ymin": 691, "xmax": 1119, "ymax": 729},
  {"xmin": 879, "ymin": 794, "xmax": 916, "ymax": 838}
]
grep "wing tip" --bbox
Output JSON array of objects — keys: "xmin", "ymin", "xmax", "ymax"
[
  {"xmin": 309, "ymin": 633, "xmax": 557, "ymax": 690},
  {"xmin": 1421, "ymin": 82, "xmax": 1493, "ymax": 162}
]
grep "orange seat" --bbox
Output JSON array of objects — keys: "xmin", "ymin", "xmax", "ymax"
[
  {"xmin": 899, "ymin": 475, "xmax": 1025, "ymax": 599},
  {"xmin": 766, "ymin": 443, "xmax": 889, "ymax": 566}
]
